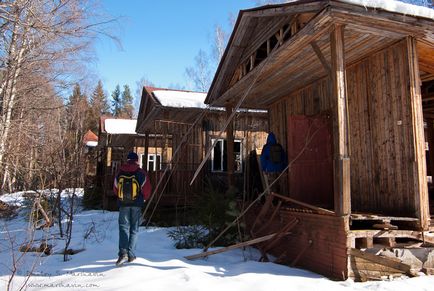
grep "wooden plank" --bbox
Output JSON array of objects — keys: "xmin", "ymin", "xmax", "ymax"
[
  {"xmin": 254, "ymin": 200, "xmax": 282, "ymax": 235},
  {"xmin": 407, "ymin": 37, "xmax": 430, "ymax": 230},
  {"xmin": 226, "ymin": 105, "xmax": 235, "ymax": 188},
  {"xmin": 350, "ymin": 214, "xmax": 418, "ymax": 221},
  {"xmin": 311, "ymin": 41, "xmax": 331, "ymax": 74},
  {"xmin": 331, "ymin": 24, "xmax": 351, "ymax": 216},
  {"xmin": 348, "ymin": 248, "xmax": 413, "ymax": 275},
  {"xmin": 244, "ymin": 1, "xmax": 327, "ymax": 18},
  {"xmin": 251, "ymin": 193, "xmax": 274, "ymax": 233},
  {"xmin": 355, "ymin": 237, "xmax": 373, "ymax": 249},
  {"xmin": 329, "ymin": 3, "xmax": 434, "ymax": 39},
  {"xmin": 375, "ymin": 237, "xmax": 396, "ymax": 247},
  {"xmin": 213, "ymin": 9, "xmax": 333, "ymax": 107},
  {"xmin": 261, "ymin": 217, "xmax": 299, "ymax": 253},
  {"xmin": 184, "ymin": 232, "xmax": 288, "ymax": 260},
  {"xmin": 349, "ymin": 229, "xmax": 423, "ymax": 240},
  {"xmin": 271, "ymin": 192, "xmax": 335, "ymax": 215}
]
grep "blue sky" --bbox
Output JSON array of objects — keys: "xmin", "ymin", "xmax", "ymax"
[{"xmin": 94, "ymin": 0, "xmax": 254, "ymax": 98}]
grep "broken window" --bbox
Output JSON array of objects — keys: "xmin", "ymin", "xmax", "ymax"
[{"xmin": 211, "ymin": 139, "xmax": 242, "ymax": 172}]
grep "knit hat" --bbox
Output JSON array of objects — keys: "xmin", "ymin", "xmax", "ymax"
[{"xmin": 127, "ymin": 152, "xmax": 139, "ymax": 161}]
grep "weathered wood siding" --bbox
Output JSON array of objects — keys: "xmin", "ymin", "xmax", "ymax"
[
  {"xmin": 269, "ymin": 39, "xmax": 425, "ymax": 217},
  {"xmin": 269, "ymin": 79, "xmax": 332, "ymax": 200},
  {"xmin": 270, "ymin": 41, "xmax": 419, "ymax": 216},
  {"xmin": 246, "ymin": 206, "xmax": 348, "ymax": 280},
  {"xmin": 347, "ymin": 40, "xmax": 418, "ymax": 216}
]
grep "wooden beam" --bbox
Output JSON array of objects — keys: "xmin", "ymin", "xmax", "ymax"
[
  {"xmin": 214, "ymin": 9, "xmax": 333, "ymax": 106},
  {"xmin": 407, "ymin": 36, "xmax": 430, "ymax": 230},
  {"xmin": 331, "ymin": 24, "xmax": 351, "ymax": 216},
  {"xmin": 226, "ymin": 105, "xmax": 235, "ymax": 188},
  {"xmin": 261, "ymin": 217, "xmax": 298, "ymax": 253},
  {"xmin": 184, "ymin": 232, "xmax": 288, "ymax": 260},
  {"xmin": 244, "ymin": 1, "xmax": 327, "ymax": 18},
  {"xmin": 348, "ymin": 248, "xmax": 413, "ymax": 276},
  {"xmin": 255, "ymin": 203, "xmax": 283, "ymax": 237},
  {"xmin": 330, "ymin": 3, "xmax": 434, "ymax": 41},
  {"xmin": 310, "ymin": 41, "xmax": 331, "ymax": 74},
  {"xmin": 271, "ymin": 192, "xmax": 335, "ymax": 215},
  {"xmin": 355, "ymin": 237, "xmax": 373, "ymax": 249},
  {"xmin": 144, "ymin": 132, "xmax": 149, "ymax": 169},
  {"xmin": 349, "ymin": 229, "xmax": 423, "ymax": 240}
]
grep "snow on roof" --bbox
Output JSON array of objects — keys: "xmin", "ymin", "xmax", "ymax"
[
  {"xmin": 340, "ymin": 0, "xmax": 434, "ymax": 20},
  {"xmin": 86, "ymin": 141, "xmax": 98, "ymax": 147},
  {"xmin": 104, "ymin": 119, "xmax": 137, "ymax": 134},
  {"xmin": 152, "ymin": 90, "xmax": 207, "ymax": 109}
]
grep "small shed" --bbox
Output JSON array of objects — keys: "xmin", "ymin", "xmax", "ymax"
[
  {"xmin": 83, "ymin": 129, "xmax": 98, "ymax": 177},
  {"xmin": 206, "ymin": 0, "xmax": 434, "ymax": 280},
  {"xmin": 136, "ymin": 87, "xmax": 268, "ymax": 208}
]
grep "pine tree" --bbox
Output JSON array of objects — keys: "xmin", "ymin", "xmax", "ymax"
[
  {"xmin": 66, "ymin": 83, "xmax": 89, "ymax": 165},
  {"xmin": 67, "ymin": 83, "xmax": 89, "ymax": 131},
  {"xmin": 111, "ymin": 85, "xmax": 122, "ymax": 117},
  {"xmin": 89, "ymin": 80, "xmax": 110, "ymax": 131},
  {"xmin": 121, "ymin": 84, "xmax": 134, "ymax": 118}
]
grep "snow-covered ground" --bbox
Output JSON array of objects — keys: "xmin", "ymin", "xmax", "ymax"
[{"xmin": 0, "ymin": 190, "xmax": 434, "ymax": 291}]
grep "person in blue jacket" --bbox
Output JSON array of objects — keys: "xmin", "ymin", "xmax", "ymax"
[{"xmin": 260, "ymin": 132, "xmax": 287, "ymax": 173}]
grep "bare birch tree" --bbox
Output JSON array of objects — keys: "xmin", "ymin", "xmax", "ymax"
[
  {"xmin": 185, "ymin": 49, "xmax": 212, "ymax": 92},
  {"xmin": 185, "ymin": 23, "xmax": 229, "ymax": 92},
  {"xmin": 0, "ymin": 0, "xmax": 117, "ymax": 192},
  {"xmin": 211, "ymin": 25, "xmax": 227, "ymax": 65}
]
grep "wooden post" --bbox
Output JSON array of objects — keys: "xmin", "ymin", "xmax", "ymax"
[
  {"xmin": 407, "ymin": 36, "xmax": 430, "ymax": 230},
  {"xmin": 226, "ymin": 105, "xmax": 235, "ymax": 189},
  {"xmin": 330, "ymin": 24, "xmax": 351, "ymax": 216},
  {"xmin": 144, "ymin": 131, "xmax": 149, "ymax": 170}
]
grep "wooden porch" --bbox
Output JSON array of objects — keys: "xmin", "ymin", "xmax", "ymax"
[{"xmin": 201, "ymin": 0, "xmax": 434, "ymax": 281}]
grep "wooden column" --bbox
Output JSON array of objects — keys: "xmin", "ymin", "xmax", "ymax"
[
  {"xmin": 331, "ymin": 24, "xmax": 351, "ymax": 216},
  {"xmin": 226, "ymin": 105, "xmax": 235, "ymax": 189},
  {"xmin": 144, "ymin": 131, "xmax": 149, "ymax": 170},
  {"xmin": 407, "ymin": 36, "xmax": 430, "ymax": 230}
]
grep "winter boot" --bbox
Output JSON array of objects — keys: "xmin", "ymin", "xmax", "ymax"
[
  {"xmin": 128, "ymin": 256, "xmax": 136, "ymax": 263},
  {"xmin": 116, "ymin": 254, "xmax": 128, "ymax": 266}
]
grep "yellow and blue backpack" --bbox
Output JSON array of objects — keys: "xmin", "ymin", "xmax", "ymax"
[{"xmin": 117, "ymin": 171, "xmax": 140, "ymax": 204}]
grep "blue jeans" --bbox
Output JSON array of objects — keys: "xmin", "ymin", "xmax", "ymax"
[{"xmin": 118, "ymin": 206, "xmax": 141, "ymax": 258}]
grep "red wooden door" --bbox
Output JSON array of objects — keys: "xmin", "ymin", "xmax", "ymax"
[{"xmin": 287, "ymin": 115, "xmax": 333, "ymax": 209}]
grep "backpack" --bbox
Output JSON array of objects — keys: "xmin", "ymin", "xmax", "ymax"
[
  {"xmin": 117, "ymin": 171, "xmax": 140, "ymax": 204},
  {"xmin": 269, "ymin": 144, "xmax": 283, "ymax": 164}
]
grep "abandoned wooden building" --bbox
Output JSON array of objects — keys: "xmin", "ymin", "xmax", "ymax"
[
  {"xmin": 204, "ymin": 0, "xmax": 434, "ymax": 281},
  {"xmin": 96, "ymin": 117, "xmax": 145, "ymax": 210},
  {"xmin": 136, "ymin": 86, "xmax": 269, "ymax": 210}
]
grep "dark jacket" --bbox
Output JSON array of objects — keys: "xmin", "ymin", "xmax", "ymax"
[
  {"xmin": 260, "ymin": 132, "xmax": 288, "ymax": 173},
  {"xmin": 113, "ymin": 161, "xmax": 152, "ymax": 207}
]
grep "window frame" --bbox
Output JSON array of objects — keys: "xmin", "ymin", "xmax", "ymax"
[
  {"xmin": 211, "ymin": 138, "xmax": 243, "ymax": 173},
  {"xmin": 147, "ymin": 153, "xmax": 162, "ymax": 171}
]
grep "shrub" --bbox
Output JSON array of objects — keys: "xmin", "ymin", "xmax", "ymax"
[
  {"xmin": 167, "ymin": 181, "xmax": 247, "ymax": 249},
  {"xmin": 167, "ymin": 225, "xmax": 208, "ymax": 249}
]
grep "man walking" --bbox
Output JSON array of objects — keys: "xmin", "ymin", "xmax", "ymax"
[{"xmin": 113, "ymin": 152, "xmax": 151, "ymax": 266}]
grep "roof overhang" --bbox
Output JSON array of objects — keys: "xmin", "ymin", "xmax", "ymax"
[{"xmin": 206, "ymin": 0, "xmax": 434, "ymax": 109}]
